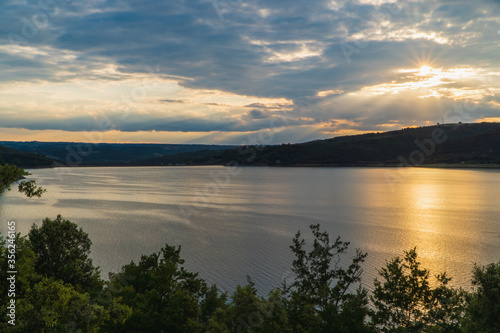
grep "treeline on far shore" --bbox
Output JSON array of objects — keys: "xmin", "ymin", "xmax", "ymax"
[
  {"xmin": 4, "ymin": 122, "xmax": 500, "ymax": 168},
  {"xmin": 1, "ymin": 216, "xmax": 499, "ymax": 333}
]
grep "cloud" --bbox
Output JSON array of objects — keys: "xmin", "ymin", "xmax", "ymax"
[
  {"xmin": 1, "ymin": 0, "xmax": 500, "ymax": 143},
  {"xmin": 247, "ymin": 109, "xmax": 268, "ymax": 119},
  {"xmin": 159, "ymin": 99, "xmax": 186, "ymax": 103}
]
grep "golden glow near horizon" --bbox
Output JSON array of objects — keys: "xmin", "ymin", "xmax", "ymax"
[
  {"xmin": 0, "ymin": 127, "xmax": 255, "ymax": 144},
  {"xmin": 1, "ymin": 44, "xmax": 498, "ymax": 144},
  {"xmin": 2, "ymin": 60, "xmax": 497, "ymax": 144},
  {"xmin": 0, "ymin": 75, "xmax": 301, "ymax": 144},
  {"xmin": 354, "ymin": 65, "xmax": 498, "ymax": 101}
]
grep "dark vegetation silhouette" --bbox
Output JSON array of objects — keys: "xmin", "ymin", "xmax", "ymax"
[
  {"xmin": 3, "ymin": 122, "xmax": 500, "ymax": 167},
  {"xmin": 0, "ymin": 145, "xmax": 53, "ymax": 168},
  {"xmin": 0, "ymin": 164, "xmax": 45, "ymax": 198},
  {"xmin": 0, "ymin": 142, "xmax": 234, "ymax": 166},
  {"xmin": 0, "ymin": 217, "xmax": 498, "ymax": 332},
  {"xmin": 139, "ymin": 122, "xmax": 500, "ymax": 167}
]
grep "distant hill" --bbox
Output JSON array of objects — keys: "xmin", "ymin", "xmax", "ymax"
[
  {"xmin": 0, "ymin": 145, "xmax": 55, "ymax": 168},
  {"xmin": 4, "ymin": 123, "xmax": 500, "ymax": 168},
  {"xmin": 139, "ymin": 122, "xmax": 500, "ymax": 167},
  {"xmin": 0, "ymin": 142, "xmax": 235, "ymax": 166}
]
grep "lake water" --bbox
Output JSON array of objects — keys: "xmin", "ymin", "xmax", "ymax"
[{"xmin": 0, "ymin": 166, "xmax": 499, "ymax": 294}]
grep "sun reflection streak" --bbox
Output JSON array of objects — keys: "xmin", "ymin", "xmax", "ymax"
[{"xmin": 352, "ymin": 168, "xmax": 499, "ymax": 289}]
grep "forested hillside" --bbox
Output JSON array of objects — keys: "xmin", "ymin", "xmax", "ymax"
[
  {"xmin": 0, "ymin": 145, "xmax": 54, "ymax": 168},
  {"xmin": 3, "ymin": 123, "xmax": 500, "ymax": 167},
  {"xmin": 143, "ymin": 122, "xmax": 500, "ymax": 166},
  {"xmin": 0, "ymin": 142, "xmax": 234, "ymax": 165}
]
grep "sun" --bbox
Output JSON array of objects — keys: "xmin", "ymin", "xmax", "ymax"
[{"xmin": 418, "ymin": 65, "xmax": 433, "ymax": 76}]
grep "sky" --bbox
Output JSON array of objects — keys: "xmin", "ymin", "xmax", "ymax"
[{"xmin": 1, "ymin": 0, "xmax": 500, "ymax": 144}]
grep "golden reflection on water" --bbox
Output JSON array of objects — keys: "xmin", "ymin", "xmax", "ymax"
[
  {"xmin": 359, "ymin": 168, "xmax": 499, "ymax": 288},
  {"xmin": 1, "ymin": 166, "xmax": 499, "ymax": 293}
]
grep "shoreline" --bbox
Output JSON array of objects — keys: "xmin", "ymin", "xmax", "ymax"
[{"xmin": 31, "ymin": 163, "xmax": 500, "ymax": 170}]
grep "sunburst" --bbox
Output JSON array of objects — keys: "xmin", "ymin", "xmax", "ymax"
[{"xmin": 417, "ymin": 65, "xmax": 433, "ymax": 76}]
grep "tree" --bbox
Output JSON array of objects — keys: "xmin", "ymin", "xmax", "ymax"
[
  {"xmin": 15, "ymin": 278, "xmax": 130, "ymax": 332},
  {"xmin": 206, "ymin": 278, "xmax": 291, "ymax": 333},
  {"xmin": 461, "ymin": 261, "xmax": 500, "ymax": 333},
  {"xmin": 0, "ymin": 233, "xmax": 41, "ymax": 332},
  {"xmin": 0, "ymin": 163, "xmax": 45, "ymax": 198},
  {"xmin": 0, "ymin": 225, "xmax": 130, "ymax": 332},
  {"xmin": 371, "ymin": 248, "xmax": 466, "ymax": 332},
  {"xmin": 106, "ymin": 243, "xmax": 226, "ymax": 332},
  {"xmin": 28, "ymin": 215, "xmax": 103, "ymax": 293},
  {"xmin": 283, "ymin": 224, "xmax": 371, "ymax": 332}
]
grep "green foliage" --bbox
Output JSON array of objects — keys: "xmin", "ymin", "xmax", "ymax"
[
  {"xmin": 199, "ymin": 284, "xmax": 230, "ymax": 331},
  {"xmin": 0, "ymin": 221, "xmax": 130, "ymax": 332},
  {"xmin": 0, "ymin": 233, "xmax": 41, "ymax": 332},
  {"xmin": 0, "ymin": 164, "xmax": 46, "ymax": 198},
  {"xmin": 461, "ymin": 261, "xmax": 500, "ymax": 333},
  {"xmin": 283, "ymin": 224, "xmax": 371, "ymax": 332},
  {"xmin": 1, "ymin": 218, "xmax": 497, "ymax": 332},
  {"xmin": 17, "ymin": 179, "xmax": 46, "ymax": 198},
  {"xmin": 105, "ymin": 243, "xmax": 226, "ymax": 332},
  {"xmin": 10, "ymin": 277, "xmax": 130, "ymax": 333},
  {"xmin": 371, "ymin": 248, "xmax": 466, "ymax": 332},
  {"xmin": 207, "ymin": 278, "xmax": 291, "ymax": 332},
  {"xmin": 0, "ymin": 164, "xmax": 26, "ymax": 194},
  {"xmin": 28, "ymin": 215, "xmax": 103, "ymax": 293},
  {"xmin": 16, "ymin": 279, "xmax": 110, "ymax": 332}
]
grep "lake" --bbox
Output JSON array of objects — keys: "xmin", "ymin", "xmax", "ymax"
[{"xmin": 0, "ymin": 166, "xmax": 499, "ymax": 294}]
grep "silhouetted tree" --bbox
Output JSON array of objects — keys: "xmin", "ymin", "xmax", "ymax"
[
  {"xmin": 206, "ymin": 277, "xmax": 291, "ymax": 332},
  {"xmin": 28, "ymin": 215, "xmax": 103, "ymax": 293},
  {"xmin": 105, "ymin": 243, "xmax": 226, "ymax": 332},
  {"xmin": 371, "ymin": 248, "xmax": 466, "ymax": 332},
  {"xmin": 461, "ymin": 261, "xmax": 500, "ymax": 332},
  {"xmin": 0, "ymin": 164, "xmax": 45, "ymax": 198},
  {"xmin": 283, "ymin": 224, "xmax": 371, "ymax": 332}
]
